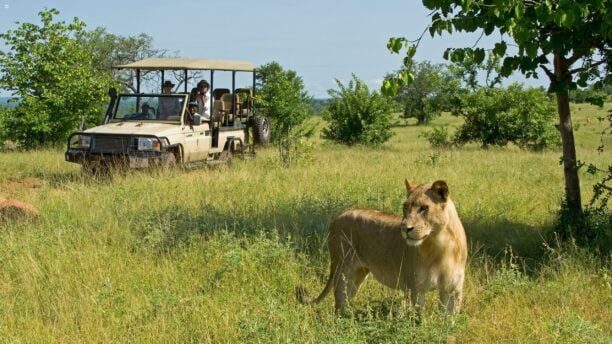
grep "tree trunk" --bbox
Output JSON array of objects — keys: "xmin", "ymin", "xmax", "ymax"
[{"xmin": 554, "ymin": 54, "xmax": 583, "ymax": 217}]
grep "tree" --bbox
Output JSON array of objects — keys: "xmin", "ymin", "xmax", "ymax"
[
  {"xmin": 324, "ymin": 75, "xmax": 395, "ymax": 146},
  {"xmin": 255, "ymin": 62, "xmax": 313, "ymax": 166},
  {"xmin": 392, "ymin": 60, "xmax": 460, "ymax": 124},
  {"xmin": 0, "ymin": 8, "xmax": 115, "ymax": 147},
  {"xmin": 385, "ymin": 0, "xmax": 611, "ymax": 217},
  {"xmin": 449, "ymin": 53, "xmax": 504, "ymax": 91},
  {"xmin": 75, "ymin": 28, "xmax": 195, "ymax": 94}
]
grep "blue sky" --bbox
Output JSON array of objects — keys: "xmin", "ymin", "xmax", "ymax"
[{"xmin": 1, "ymin": 0, "xmax": 543, "ymax": 98}]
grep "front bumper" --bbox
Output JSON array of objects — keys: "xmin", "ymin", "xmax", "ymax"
[{"xmin": 65, "ymin": 133, "xmax": 170, "ymax": 169}]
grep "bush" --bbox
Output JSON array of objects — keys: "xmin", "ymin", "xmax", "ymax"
[
  {"xmin": 420, "ymin": 126, "xmax": 452, "ymax": 148},
  {"xmin": 323, "ymin": 75, "xmax": 394, "ymax": 146},
  {"xmin": 255, "ymin": 62, "xmax": 313, "ymax": 166},
  {"xmin": 452, "ymin": 84, "xmax": 559, "ymax": 151},
  {"xmin": 569, "ymin": 88, "xmax": 608, "ymax": 105}
]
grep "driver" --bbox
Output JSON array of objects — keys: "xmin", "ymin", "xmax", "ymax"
[
  {"xmin": 141, "ymin": 103, "xmax": 151, "ymax": 117},
  {"xmin": 158, "ymin": 80, "xmax": 180, "ymax": 119}
]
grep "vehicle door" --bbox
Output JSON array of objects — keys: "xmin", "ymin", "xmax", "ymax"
[{"xmin": 182, "ymin": 113, "xmax": 211, "ymax": 162}]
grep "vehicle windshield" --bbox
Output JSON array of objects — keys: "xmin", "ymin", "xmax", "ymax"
[{"xmin": 112, "ymin": 94, "xmax": 188, "ymax": 122}]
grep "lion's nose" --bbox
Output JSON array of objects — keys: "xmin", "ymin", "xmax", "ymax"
[{"xmin": 401, "ymin": 219, "xmax": 414, "ymax": 232}]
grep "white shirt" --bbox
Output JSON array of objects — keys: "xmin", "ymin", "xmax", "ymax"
[{"xmin": 196, "ymin": 91, "xmax": 211, "ymax": 118}]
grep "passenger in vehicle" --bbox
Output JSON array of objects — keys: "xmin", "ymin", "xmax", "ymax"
[
  {"xmin": 158, "ymin": 80, "xmax": 180, "ymax": 119},
  {"xmin": 141, "ymin": 103, "xmax": 151, "ymax": 118},
  {"xmin": 192, "ymin": 80, "xmax": 211, "ymax": 119},
  {"xmin": 185, "ymin": 101, "xmax": 210, "ymax": 127}
]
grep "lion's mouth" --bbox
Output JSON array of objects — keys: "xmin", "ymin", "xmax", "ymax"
[{"xmin": 401, "ymin": 229, "xmax": 429, "ymax": 246}]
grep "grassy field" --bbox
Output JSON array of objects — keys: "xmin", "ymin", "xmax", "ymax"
[{"xmin": 0, "ymin": 103, "xmax": 610, "ymax": 343}]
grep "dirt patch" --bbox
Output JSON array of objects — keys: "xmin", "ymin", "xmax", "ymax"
[
  {"xmin": 3, "ymin": 177, "xmax": 44, "ymax": 190},
  {"xmin": 0, "ymin": 199, "xmax": 39, "ymax": 222}
]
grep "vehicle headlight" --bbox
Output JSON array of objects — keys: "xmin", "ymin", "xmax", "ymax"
[
  {"xmin": 70, "ymin": 134, "xmax": 91, "ymax": 149},
  {"xmin": 137, "ymin": 137, "xmax": 161, "ymax": 151}
]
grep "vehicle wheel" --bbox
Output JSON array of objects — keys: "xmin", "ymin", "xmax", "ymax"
[
  {"xmin": 219, "ymin": 142, "xmax": 234, "ymax": 165},
  {"xmin": 252, "ymin": 116, "xmax": 271, "ymax": 145},
  {"xmin": 162, "ymin": 152, "xmax": 177, "ymax": 170},
  {"xmin": 219, "ymin": 149, "xmax": 232, "ymax": 165}
]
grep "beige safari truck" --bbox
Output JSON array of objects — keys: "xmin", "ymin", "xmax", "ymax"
[{"xmin": 65, "ymin": 58, "xmax": 271, "ymax": 172}]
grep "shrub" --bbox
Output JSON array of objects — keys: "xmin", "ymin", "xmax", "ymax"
[
  {"xmin": 452, "ymin": 84, "xmax": 559, "ymax": 151},
  {"xmin": 255, "ymin": 62, "xmax": 313, "ymax": 166},
  {"xmin": 323, "ymin": 75, "xmax": 394, "ymax": 146},
  {"xmin": 420, "ymin": 126, "xmax": 452, "ymax": 148}
]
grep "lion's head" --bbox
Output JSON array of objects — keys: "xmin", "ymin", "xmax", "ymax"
[{"xmin": 400, "ymin": 179, "xmax": 451, "ymax": 246}]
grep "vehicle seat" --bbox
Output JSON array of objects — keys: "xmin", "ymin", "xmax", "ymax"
[
  {"xmin": 212, "ymin": 88, "xmax": 230, "ymax": 100},
  {"xmin": 213, "ymin": 93, "xmax": 234, "ymax": 125}
]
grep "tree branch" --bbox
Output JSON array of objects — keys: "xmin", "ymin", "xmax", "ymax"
[
  {"xmin": 540, "ymin": 64, "xmax": 555, "ymax": 81},
  {"xmin": 568, "ymin": 58, "xmax": 607, "ymax": 75}
]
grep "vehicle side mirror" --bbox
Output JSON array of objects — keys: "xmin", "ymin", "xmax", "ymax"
[{"xmin": 192, "ymin": 114, "xmax": 202, "ymax": 126}]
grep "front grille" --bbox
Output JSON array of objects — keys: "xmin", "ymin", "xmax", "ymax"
[{"xmin": 91, "ymin": 135, "xmax": 133, "ymax": 153}]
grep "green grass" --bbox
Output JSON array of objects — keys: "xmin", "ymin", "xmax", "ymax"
[{"xmin": 0, "ymin": 103, "xmax": 610, "ymax": 342}]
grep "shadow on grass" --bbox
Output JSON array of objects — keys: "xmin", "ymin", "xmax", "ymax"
[
  {"xmin": 129, "ymin": 193, "xmax": 552, "ymax": 270},
  {"xmin": 463, "ymin": 217, "xmax": 550, "ymax": 268},
  {"xmin": 27, "ymin": 169, "xmax": 554, "ymax": 269},
  {"xmin": 130, "ymin": 194, "xmax": 353, "ymax": 258}
]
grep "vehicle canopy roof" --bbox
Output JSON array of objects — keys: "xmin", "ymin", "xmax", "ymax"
[{"xmin": 114, "ymin": 58, "xmax": 255, "ymax": 72}]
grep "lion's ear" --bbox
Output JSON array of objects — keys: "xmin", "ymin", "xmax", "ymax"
[
  {"xmin": 405, "ymin": 179, "xmax": 417, "ymax": 197},
  {"xmin": 431, "ymin": 180, "xmax": 449, "ymax": 202}
]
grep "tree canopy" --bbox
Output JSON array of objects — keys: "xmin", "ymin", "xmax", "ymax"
[
  {"xmin": 0, "ymin": 8, "xmax": 115, "ymax": 146},
  {"xmin": 77, "ymin": 28, "xmax": 168, "ymax": 93}
]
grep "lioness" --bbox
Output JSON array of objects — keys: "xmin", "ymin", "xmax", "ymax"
[{"xmin": 296, "ymin": 179, "xmax": 467, "ymax": 315}]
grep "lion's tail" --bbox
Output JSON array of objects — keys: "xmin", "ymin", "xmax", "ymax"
[{"xmin": 295, "ymin": 271, "xmax": 334, "ymax": 306}]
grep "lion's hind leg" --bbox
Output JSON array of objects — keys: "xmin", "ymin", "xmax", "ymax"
[{"xmin": 334, "ymin": 264, "xmax": 369, "ymax": 316}]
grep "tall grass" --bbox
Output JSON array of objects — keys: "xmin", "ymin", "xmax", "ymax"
[{"xmin": 0, "ymin": 104, "xmax": 610, "ymax": 342}]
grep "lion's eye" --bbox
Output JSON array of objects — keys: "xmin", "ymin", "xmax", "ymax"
[{"xmin": 418, "ymin": 205, "xmax": 429, "ymax": 213}]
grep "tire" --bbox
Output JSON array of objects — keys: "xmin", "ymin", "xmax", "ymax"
[
  {"xmin": 162, "ymin": 151, "xmax": 177, "ymax": 170},
  {"xmin": 252, "ymin": 117, "xmax": 271, "ymax": 145}
]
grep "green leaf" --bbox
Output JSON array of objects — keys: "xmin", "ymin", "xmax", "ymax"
[
  {"xmin": 493, "ymin": 41, "xmax": 507, "ymax": 57},
  {"xmin": 484, "ymin": 22, "xmax": 495, "ymax": 36},
  {"xmin": 407, "ymin": 45, "xmax": 417, "ymax": 58},
  {"xmin": 387, "ymin": 37, "xmax": 405, "ymax": 54},
  {"xmin": 474, "ymin": 48, "xmax": 486, "ymax": 64}
]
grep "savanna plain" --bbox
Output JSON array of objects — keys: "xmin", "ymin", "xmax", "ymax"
[{"xmin": 0, "ymin": 104, "xmax": 610, "ymax": 343}]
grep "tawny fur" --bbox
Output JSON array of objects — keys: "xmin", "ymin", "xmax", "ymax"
[{"xmin": 296, "ymin": 180, "xmax": 467, "ymax": 315}]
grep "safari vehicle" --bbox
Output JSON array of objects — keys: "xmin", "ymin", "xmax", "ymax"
[{"xmin": 65, "ymin": 58, "xmax": 271, "ymax": 171}]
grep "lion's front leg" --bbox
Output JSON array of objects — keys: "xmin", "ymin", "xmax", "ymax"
[
  {"xmin": 410, "ymin": 289, "xmax": 425, "ymax": 315},
  {"xmin": 439, "ymin": 287, "xmax": 462, "ymax": 315}
]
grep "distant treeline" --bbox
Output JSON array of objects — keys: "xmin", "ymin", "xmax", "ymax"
[{"xmin": 310, "ymin": 98, "xmax": 330, "ymax": 114}]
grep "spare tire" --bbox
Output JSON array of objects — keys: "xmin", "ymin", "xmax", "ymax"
[{"xmin": 252, "ymin": 116, "xmax": 271, "ymax": 145}]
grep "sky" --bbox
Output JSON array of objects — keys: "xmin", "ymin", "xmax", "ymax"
[{"xmin": 0, "ymin": 0, "xmax": 544, "ymax": 98}]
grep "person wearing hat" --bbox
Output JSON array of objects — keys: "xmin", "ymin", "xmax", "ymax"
[
  {"xmin": 191, "ymin": 80, "xmax": 211, "ymax": 119},
  {"xmin": 158, "ymin": 80, "xmax": 180, "ymax": 119}
]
